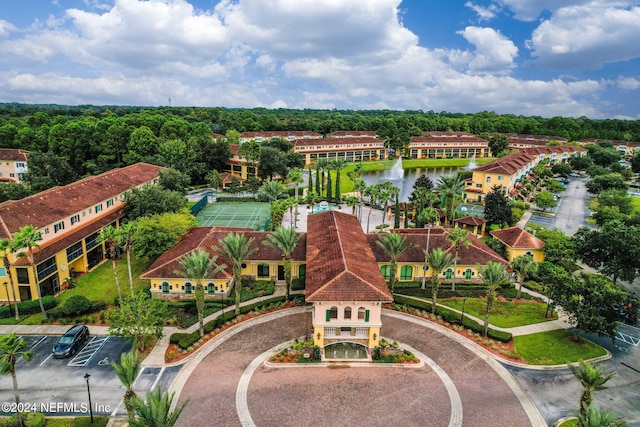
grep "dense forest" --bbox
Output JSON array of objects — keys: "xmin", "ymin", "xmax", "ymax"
[{"xmin": 1, "ymin": 102, "xmax": 639, "ymax": 189}]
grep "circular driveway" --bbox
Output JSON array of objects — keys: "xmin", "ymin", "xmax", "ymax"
[{"xmin": 173, "ymin": 308, "xmax": 542, "ymax": 427}]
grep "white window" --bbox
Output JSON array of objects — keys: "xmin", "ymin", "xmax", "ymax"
[
  {"xmin": 106, "ymin": 199, "xmax": 114, "ymax": 208},
  {"xmin": 95, "ymin": 204, "xmax": 103, "ymax": 213},
  {"xmin": 70, "ymin": 214, "xmax": 80, "ymax": 225},
  {"xmin": 54, "ymin": 221, "xmax": 65, "ymax": 233},
  {"xmin": 498, "ymin": 175, "xmax": 504, "ymax": 181}
]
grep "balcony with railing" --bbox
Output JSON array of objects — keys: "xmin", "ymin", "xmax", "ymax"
[
  {"xmin": 66, "ymin": 247, "xmax": 84, "ymax": 263},
  {"xmin": 85, "ymin": 238, "xmax": 99, "ymax": 251},
  {"xmin": 324, "ymin": 327, "xmax": 369, "ymax": 339},
  {"xmin": 37, "ymin": 263, "xmax": 57, "ymax": 281}
]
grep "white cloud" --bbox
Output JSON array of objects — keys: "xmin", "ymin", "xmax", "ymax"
[
  {"xmin": 617, "ymin": 76, "xmax": 640, "ymax": 90},
  {"xmin": 527, "ymin": 2, "xmax": 640, "ymax": 69},
  {"xmin": 0, "ymin": 20, "xmax": 17, "ymax": 37},
  {"xmin": 465, "ymin": 2, "xmax": 499, "ymax": 21},
  {"xmin": 496, "ymin": 0, "xmax": 594, "ymax": 21},
  {"xmin": 456, "ymin": 26, "xmax": 518, "ymax": 73}
]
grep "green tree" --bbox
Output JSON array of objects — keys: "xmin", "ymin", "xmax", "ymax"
[
  {"xmin": 123, "ymin": 184, "xmax": 187, "ymax": 220},
  {"xmin": 129, "ymin": 387, "xmax": 188, "ymax": 427},
  {"xmin": 511, "ymin": 254, "xmax": 537, "ymax": 299},
  {"xmin": 11, "ymin": 225, "xmax": 47, "ymax": 319},
  {"xmin": 330, "ymin": 159, "xmax": 347, "ymax": 202},
  {"xmin": 573, "ymin": 221, "xmax": 640, "ymax": 284},
  {"xmin": 287, "ymin": 168, "xmax": 303, "ymax": 228},
  {"xmin": 437, "ymin": 174, "xmax": 465, "ymax": 225},
  {"xmin": 125, "ymin": 125, "xmax": 158, "ymax": 164},
  {"xmin": 264, "ymin": 227, "xmax": 301, "ymax": 301},
  {"xmin": 108, "ymin": 292, "xmax": 168, "ymax": 351},
  {"xmin": 551, "ymin": 162, "xmax": 573, "ymax": 177},
  {"xmin": 409, "ymin": 175, "xmax": 435, "ymax": 201},
  {"xmin": 0, "ymin": 182, "xmax": 32, "ymax": 203},
  {"xmin": 131, "ymin": 213, "xmax": 197, "ymax": 260},
  {"xmin": 229, "ymin": 176, "xmax": 243, "ymax": 196},
  {"xmin": 326, "ymin": 166, "xmax": 333, "ymax": 203},
  {"xmin": 346, "ymin": 195, "xmax": 359, "ymax": 215},
  {"xmin": 216, "ymin": 233, "xmax": 257, "ymax": 315},
  {"xmin": 99, "ymin": 225, "xmax": 123, "ymax": 301},
  {"xmin": 375, "ymin": 232, "xmax": 413, "ymax": 293},
  {"xmin": 243, "ymin": 175, "xmax": 261, "ymax": 196},
  {"xmin": 483, "ymin": 185, "xmax": 513, "ymax": 226},
  {"xmin": 570, "ymin": 361, "xmax": 617, "ymax": 420},
  {"xmin": 0, "ymin": 239, "xmax": 19, "ymax": 319},
  {"xmin": 478, "ymin": 261, "xmax": 508, "ymax": 337},
  {"xmin": 488, "ymin": 134, "xmax": 509, "ymax": 156},
  {"xmin": 544, "ymin": 178, "xmax": 566, "ymax": 194},
  {"xmin": 364, "ymin": 184, "xmax": 381, "ymax": 233},
  {"xmin": 0, "ymin": 334, "xmax": 33, "ymax": 427},
  {"xmin": 23, "ymin": 151, "xmax": 77, "ymax": 193},
  {"xmin": 585, "ymin": 174, "xmax": 628, "ymax": 195},
  {"xmin": 158, "ymin": 168, "xmax": 190, "ymax": 195},
  {"xmin": 533, "ymin": 190, "xmax": 557, "ymax": 212},
  {"xmin": 238, "ymin": 140, "xmax": 261, "ymax": 171},
  {"xmin": 174, "ymin": 250, "xmax": 226, "ymax": 337},
  {"xmin": 447, "ymin": 228, "xmax": 471, "ymax": 291},
  {"xmin": 258, "ymin": 146, "xmax": 288, "ymax": 180},
  {"xmin": 111, "ymin": 350, "xmax": 142, "ymax": 419},
  {"xmin": 206, "ymin": 170, "xmax": 223, "ymax": 190},
  {"xmin": 570, "ymin": 155, "xmax": 594, "ymax": 172},
  {"xmin": 425, "ymin": 248, "xmax": 454, "ymax": 314},
  {"xmin": 258, "ymin": 180, "xmax": 286, "ymax": 202},
  {"xmin": 631, "ymin": 152, "xmax": 640, "ymax": 174},
  {"xmin": 316, "ymin": 159, "xmax": 328, "ymax": 196}
]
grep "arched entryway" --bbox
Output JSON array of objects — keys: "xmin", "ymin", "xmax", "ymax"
[{"xmin": 324, "ymin": 341, "xmax": 368, "ymax": 360}]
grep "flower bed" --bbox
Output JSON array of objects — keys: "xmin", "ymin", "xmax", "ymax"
[
  {"xmin": 373, "ymin": 340, "xmax": 420, "ymax": 364},
  {"xmin": 268, "ymin": 336, "xmax": 321, "ymax": 364}
]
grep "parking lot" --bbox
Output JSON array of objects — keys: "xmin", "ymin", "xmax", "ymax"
[{"xmin": 0, "ymin": 334, "xmax": 180, "ymax": 416}]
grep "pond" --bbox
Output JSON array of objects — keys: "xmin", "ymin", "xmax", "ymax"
[
  {"xmin": 324, "ymin": 342, "xmax": 369, "ymax": 360},
  {"xmin": 361, "ymin": 159, "xmax": 466, "ymax": 202}
]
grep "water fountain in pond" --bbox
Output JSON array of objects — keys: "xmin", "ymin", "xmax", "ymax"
[
  {"xmin": 325, "ymin": 342, "xmax": 368, "ymax": 360},
  {"xmin": 386, "ymin": 156, "xmax": 405, "ymax": 180},
  {"xmin": 466, "ymin": 154, "xmax": 477, "ymax": 170}
]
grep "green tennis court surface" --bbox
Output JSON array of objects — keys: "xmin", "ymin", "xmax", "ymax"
[
  {"xmin": 457, "ymin": 203, "xmax": 485, "ymax": 217},
  {"xmin": 196, "ymin": 202, "xmax": 270, "ymax": 230}
]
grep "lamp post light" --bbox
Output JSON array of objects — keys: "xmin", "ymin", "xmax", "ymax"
[
  {"xmin": 2, "ymin": 282, "xmax": 10, "ymax": 318},
  {"xmin": 83, "ymin": 373, "xmax": 94, "ymax": 423},
  {"xmin": 460, "ymin": 294, "xmax": 467, "ymax": 324}
]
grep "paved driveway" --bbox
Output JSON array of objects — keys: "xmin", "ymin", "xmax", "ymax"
[
  {"xmin": 175, "ymin": 309, "xmax": 536, "ymax": 427},
  {"xmin": 527, "ymin": 175, "xmax": 592, "ymax": 235}
]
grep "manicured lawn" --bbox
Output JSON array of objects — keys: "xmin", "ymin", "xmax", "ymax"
[
  {"xmin": 514, "ymin": 329, "xmax": 607, "ymax": 365},
  {"xmin": 440, "ymin": 297, "xmax": 555, "ymax": 328},
  {"xmin": 58, "ymin": 257, "xmax": 153, "ymax": 305},
  {"xmin": 632, "ymin": 196, "xmax": 640, "ymax": 212}
]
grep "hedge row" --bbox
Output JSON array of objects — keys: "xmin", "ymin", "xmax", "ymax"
[
  {"xmin": 170, "ymin": 295, "xmax": 291, "ymax": 349},
  {"xmin": 392, "ymin": 295, "xmax": 512, "ymax": 342},
  {"xmin": 0, "ymin": 296, "xmax": 57, "ymax": 319},
  {"xmin": 47, "ymin": 300, "xmax": 106, "ymax": 320}
]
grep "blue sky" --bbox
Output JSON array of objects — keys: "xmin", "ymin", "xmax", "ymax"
[{"xmin": 0, "ymin": 0, "xmax": 639, "ymax": 119}]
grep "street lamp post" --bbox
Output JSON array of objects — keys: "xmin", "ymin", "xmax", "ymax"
[
  {"xmin": 83, "ymin": 373, "xmax": 94, "ymax": 423},
  {"xmin": 2, "ymin": 282, "xmax": 11, "ymax": 317},
  {"xmin": 460, "ymin": 294, "xmax": 467, "ymax": 325}
]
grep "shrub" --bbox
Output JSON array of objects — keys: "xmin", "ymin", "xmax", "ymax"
[
  {"xmin": 89, "ymin": 300, "xmax": 107, "ymax": 312},
  {"xmin": 177, "ymin": 331, "xmax": 200, "ymax": 350},
  {"xmin": 62, "ymin": 295, "xmax": 91, "ymax": 316},
  {"xmin": 0, "ymin": 296, "xmax": 57, "ymax": 319},
  {"xmin": 23, "ymin": 412, "xmax": 45, "ymax": 427}
]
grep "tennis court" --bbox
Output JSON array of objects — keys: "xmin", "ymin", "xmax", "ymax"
[
  {"xmin": 457, "ymin": 203, "xmax": 485, "ymax": 217},
  {"xmin": 196, "ymin": 202, "xmax": 270, "ymax": 231}
]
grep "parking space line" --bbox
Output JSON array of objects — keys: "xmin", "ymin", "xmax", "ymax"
[
  {"xmin": 68, "ymin": 336, "xmax": 110, "ymax": 367},
  {"xmin": 150, "ymin": 367, "xmax": 165, "ymax": 391},
  {"xmin": 40, "ymin": 354, "xmax": 53, "ymax": 366},
  {"xmin": 111, "ymin": 367, "xmax": 150, "ymax": 416},
  {"xmin": 30, "ymin": 336, "xmax": 47, "ymax": 350}
]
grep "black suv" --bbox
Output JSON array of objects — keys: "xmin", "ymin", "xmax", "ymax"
[{"xmin": 53, "ymin": 324, "xmax": 89, "ymax": 358}]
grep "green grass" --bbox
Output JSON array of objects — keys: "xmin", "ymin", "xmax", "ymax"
[
  {"xmin": 58, "ymin": 257, "xmax": 153, "ymax": 305},
  {"xmin": 632, "ymin": 196, "xmax": 640, "ymax": 212},
  {"xmin": 514, "ymin": 329, "xmax": 607, "ymax": 365},
  {"xmin": 440, "ymin": 297, "xmax": 555, "ymax": 328},
  {"xmin": 556, "ymin": 419, "xmax": 578, "ymax": 427}
]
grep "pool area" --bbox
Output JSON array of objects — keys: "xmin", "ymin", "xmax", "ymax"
[{"xmin": 310, "ymin": 201, "xmax": 339, "ymax": 214}]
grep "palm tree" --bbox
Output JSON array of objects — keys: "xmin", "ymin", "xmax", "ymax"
[
  {"xmin": 375, "ymin": 232, "xmax": 414, "ymax": 293},
  {"xmin": 447, "ymin": 227, "xmax": 471, "ymax": 291},
  {"xmin": 346, "ymin": 196, "xmax": 359, "ymax": 215},
  {"xmin": 111, "ymin": 350, "xmax": 142, "ymax": 419},
  {"xmin": 306, "ymin": 190, "xmax": 318, "ymax": 214},
  {"xmin": 258, "ymin": 180, "xmax": 286, "ymax": 203},
  {"xmin": 287, "ymin": 168, "xmax": 303, "ymax": 228},
  {"xmin": 115, "ymin": 221, "xmax": 137, "ymax": 297},
  {"xmin": 425, "ymin": 248, "xmax": 454, "ymax": 314},
  {"xmin": 0, "ymin": 333, "xmax": 33, "ymax": 427},
  {"xmin": 570, "ymin": 361, "xmax": 617, "ymax": 420},
  {"xmin": 576, "ymin": 404, "xmax": 626, "ymax": 427},
  {"xmin": 316, "ymin": 158, "xmax": 329, "ymax": 196},
  {"xmin": 330, "ymin": 159, "xmax": 347, "ymax": 203},
  {"xmin": 353, "ymin": 178, "xmax": 367, "ymax": 220},
  {"xmin": 0, "ymin": 239, "xmax": 19, "ymax": 320},
  {"xmin": 174, "ymin": 249, "xmax": 227, "ymax": 336},
  {"xmin": 99, "ymin": 225, "xmax": 123, "ymax": 302},
  {"xmin": 129, "ymin": 387, "xmax": 188, "ymax": 427},
  {"xmin": 216, "ymin": 233, "xmax": 257, "ymax": 315},
  {"xmin": 364, "ymin": 184, "xmax": 381, "ymax": 233},
  {"xmin": 437, "ymin": 173, "xmax": 465, "ymax": 225},
  {"xmin": 11, "ymin": 225, "xmax": 47, "ymax": 319},
  {"xmin": 511, "ymin": 254, "xmax": 537, "ymax": 299},
  {"xmin": 379, "ymin": 182, "xmax": 397, "ymax": 228},
  {"xmin": 478, "ymin": 261, "xmax": 508, "ymax": 337},
  {"xmin": 264, "ymin": 227, "xmax": 301, "ymax": 301}
]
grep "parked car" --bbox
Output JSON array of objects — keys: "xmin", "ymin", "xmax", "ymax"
[{"xmin": 52, "ymin": 324, "xmax": 89, "ymax": 358}]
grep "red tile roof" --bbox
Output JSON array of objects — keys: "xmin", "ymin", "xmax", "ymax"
[
  {"xmin": 368, "ymin": 228, "xmax": 508, "ymax": 266},
  {"xmin": 472, "ymin": 146, "xmax": 585, "ymax": 175},
  {"xmin": 12, "ymin": 210, "xmax": 122, "ymax": 266},
  {"xmin": 306, "ymin": 211, "xmax": 392, "ymax": 302},
  {"xmin": 294, "ymin": 137, "xmax": 383, "ymax": 148},
  {"xmin": 454, "ymin": 216, "xmax": 487, "ymax": 227},
  {"xmin": 0, "ymin": 162, "xmax": 163, "ymax": 239},
  {"xmin": 0, "ymin": 149, "xmax": 29, "ymax": 162},
  {"xmin": 421, "ymin": 131, "xmax": 478, "ymax": 138},
  {"xmin": 328, "ymin": 131, "xmax": 377, "ymax": 138},
  {"xmin": 141, "ymin": 227, "xmax": 307, "ymax": 280},
  {"xmin": 240, "ymin": 131, "xmax": 322, "ymax": 139},
  {"xmin": 490, "ymin": 227, "xmax": 545, "ymax": 249}
]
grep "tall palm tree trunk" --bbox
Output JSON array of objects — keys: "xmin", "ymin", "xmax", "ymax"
[
  {"xmin": 284, "ymin": 258, "xmax": 292, "ymax": 301},
  {"xmin": 126, "ymin": 250, "xmax": 134, "ymax": 296},
  {"xmin": 234, "ymin": 267, "xmax": 241, "ymax": 315},
  {"xmin": 7, "ymin": 275, "xmax": 19, "ymax": 320},
  {"xmin": 451, "ymin": 253, "xmax": 458, "ymax": 291},
  {"xmin": 195, "ymin": 284, "xmax": 205, "ymax": 337},
  {"xmin": 483, "ymin": 293, "xmax": 494, "ymax": 337},
  {"xmin": 431, "ymin": 280, "xmax": 439, "ymax": 314},
  {"xmin": 31, "ymin": 265, "xmax": 47, "ymax": 320},
  {"xmin": 112, "ymin": 259, "xmax": 123, "ymax": 301}
]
